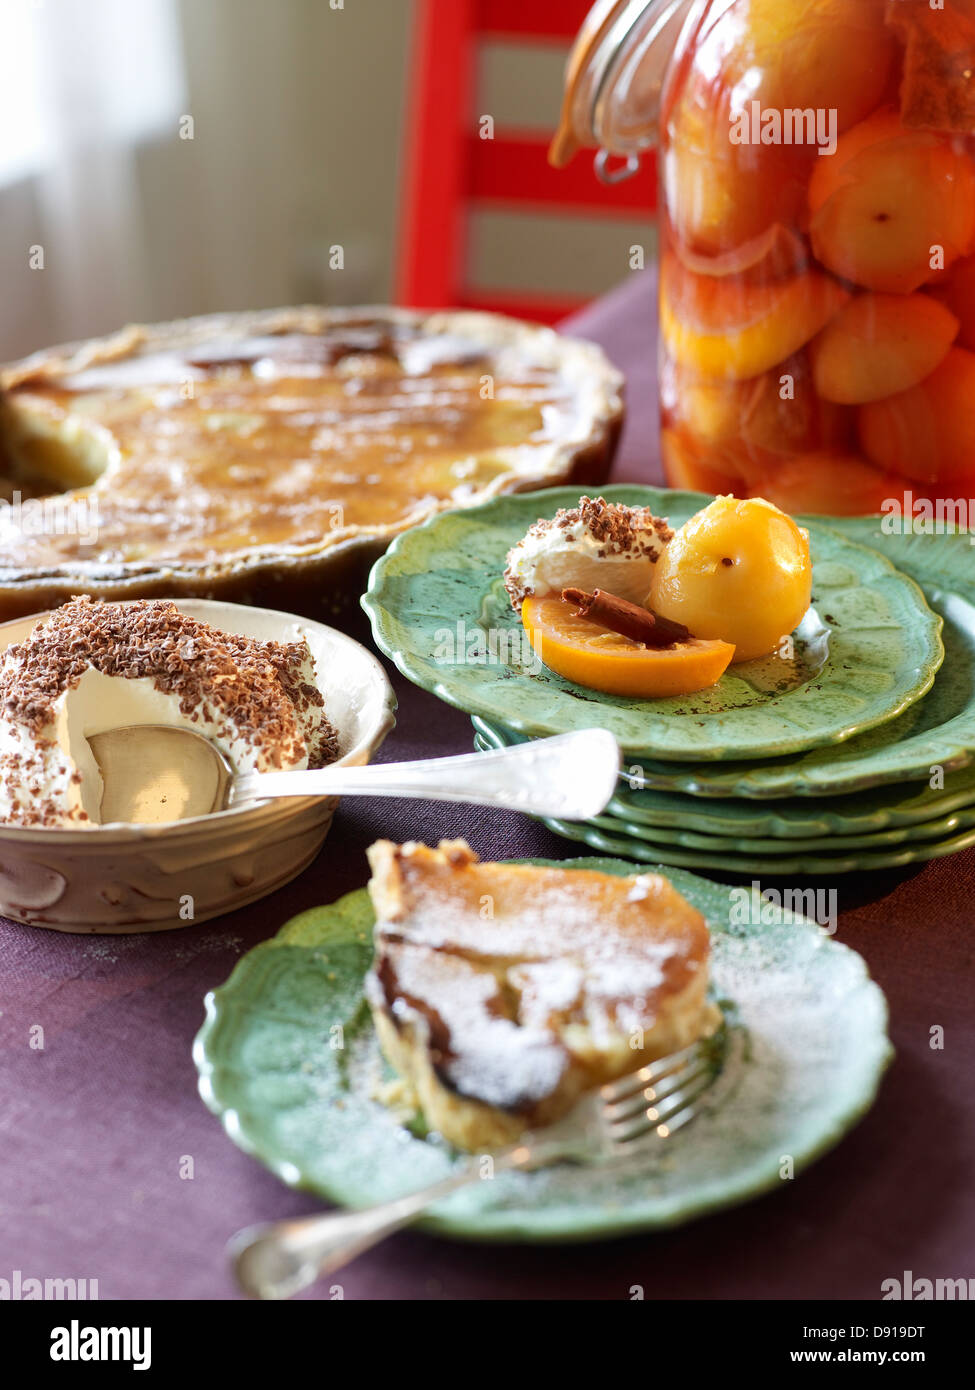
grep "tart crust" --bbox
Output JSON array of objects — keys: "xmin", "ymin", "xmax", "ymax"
[{"xmin": 0, "ymin": 306, "xmax": 623, "ymax": 623}]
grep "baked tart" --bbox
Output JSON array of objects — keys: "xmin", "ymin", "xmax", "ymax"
[
  {"xmin": 365, "ymin": 838, "xmax": 717, "ymax": 1152},
  {"xmin": 0, "ymin": 307, "xmax": 623, "ymax": 623}
]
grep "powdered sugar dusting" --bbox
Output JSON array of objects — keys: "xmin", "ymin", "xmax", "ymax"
[{"xmin": 365, "ymin": 842, "xmax": 709, "ymax": 1116}]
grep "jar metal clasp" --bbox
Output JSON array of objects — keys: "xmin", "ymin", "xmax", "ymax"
[{"xmin": 594, "ymin": 148, "xmax": 641, "ymax": 185}]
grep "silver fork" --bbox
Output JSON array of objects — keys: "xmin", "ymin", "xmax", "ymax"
[{"xmin": 229, "ymin": 1032, "xmax": 724, "ymax": 1299}]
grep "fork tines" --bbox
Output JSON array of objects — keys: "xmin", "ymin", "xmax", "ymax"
[{"xmin": 600, "ymin": 1038, "xmax": 720, "ymax": 1145}]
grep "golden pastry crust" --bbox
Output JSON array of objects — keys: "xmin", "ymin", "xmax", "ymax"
[
  {"xmin": 0, "ymin": 307, "xmax": 623, "ymax": 622},
  {"xmin": 365, "ymin": 839, "xmax": 716, "ymax": 1152}
]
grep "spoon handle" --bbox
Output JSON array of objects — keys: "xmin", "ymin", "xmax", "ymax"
[
  {"xmin": 230, "ymin": 1139, "xmax": 538, "ymax": 1298},
  {"xmin": 229, "ymin": 1164, "xmax": 483, "ymax": 1299},
  {"xmin": 234, "ymin": 728, "xmax": 621, "ymax": 821}
]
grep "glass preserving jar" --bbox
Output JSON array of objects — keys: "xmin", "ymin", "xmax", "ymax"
[{"xmin": 554, "ymin": 0, "xmax": 975, "ymax": 517}]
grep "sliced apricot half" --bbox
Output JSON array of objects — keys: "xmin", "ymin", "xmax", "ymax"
[
  {"xmin": 742, "ymin": 453, "xmax": 904, "ymax": 516},
  {"xmin": 664, "ymin": 89, "xmax": 810, "ymax": 258},
  {"xmin": 660, "ymin": 255, "xmax": 849, "ymax": 381},
  {"xmin": 858, "ymin": 346, "xmax": 975, "ymax": 484},
  {"xmin": 809, "ymin": 119, "xmax": 975, "ymax": 293},
  {"xmin": 739, "ymin": 0, "xmax": 897, "ymax": 137},
  {"xmin": 740, "ymin": 351, "xmax": 856, "ymax": 455},
  {"xmin": 665, "ymin": 350, "xmax": 853, "ymax": 460},
  {"xmin": 665, "ymin": 0, "xmax": 895, "ymax": 256},
  {"xmin": 661, "ymin": 362, "xmax": 754, "ymax": 451},
  {"xmin": 807, "ymin": 108, "xmax": 906, "ymax": 214},
  {"xmin": 670, "ymin": 221, "xmax": 810, "ymax": 283},
  {"xmin": 659, "ymin": 426, "xmax": 754, "ymax": 497},
  {"xmin": 521, "ymin": 594, "xmax": 735, "ymax": 699},
  {"xmin": 928, "ymin": 255, "xmax": 975, "ymax": 351},
  {"xmin": 810, "ymin": 292, "xmax": 960, "ymax": 404}
]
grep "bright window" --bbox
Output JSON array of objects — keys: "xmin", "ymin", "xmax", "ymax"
[
  {"xmin": 0, "ymin": 1, "xmax": 46, "ymax": 182},
  {"xmin": 0, "ymin": 0, "xmax": 185, "ymax": 186}
]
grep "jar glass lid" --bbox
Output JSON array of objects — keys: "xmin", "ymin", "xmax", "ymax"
[{"xmin": 551, "ymin": 0, "xmax": 698, "ymax": 170}]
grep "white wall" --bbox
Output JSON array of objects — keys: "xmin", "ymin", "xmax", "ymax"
[{"xmin": 0, "ymin": 0, "xmax": 646, "ymax": 362}]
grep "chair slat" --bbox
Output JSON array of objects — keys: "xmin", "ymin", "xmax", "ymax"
[
  {"xmin": 468, "ymin": 131, "xmax": 656, "ymax": 213},
  {"xmin": 458, "ymin": 288, "xmax": 588, "ymax": 324},
  {"xmin": 477, "ymin": 0, "xmax": 593, "ymax": 41}
]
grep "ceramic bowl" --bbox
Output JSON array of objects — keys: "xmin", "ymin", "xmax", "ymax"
[{"xmin": 0, "ymin": 599, "xmax": 396, "ymax": 933}]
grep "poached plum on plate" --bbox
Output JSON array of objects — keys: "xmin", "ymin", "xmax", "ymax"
[{"xmin": 505, "ymin": 495, "xmax": 812, "ymax": 698}]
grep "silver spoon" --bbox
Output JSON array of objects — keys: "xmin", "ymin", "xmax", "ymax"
[{"xmin": 87, "ymin": 725, "xmax": 622, "ymax": 826}]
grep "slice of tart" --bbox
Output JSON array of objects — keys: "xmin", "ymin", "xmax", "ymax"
[
  {"xmin": 0, "ymin": 307, "xmax": 622, "ymax": 622},
  {"xmin": 365, "ymin": 839, "xmax": 717, "ymax": 1152}
]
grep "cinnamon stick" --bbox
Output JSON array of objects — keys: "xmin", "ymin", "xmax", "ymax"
[{"xmin": 562, "ymin": 587, "xmax": 691, "ymax": 647}]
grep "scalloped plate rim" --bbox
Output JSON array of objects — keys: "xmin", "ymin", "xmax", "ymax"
[
  {"xmin": 538, "ymin": 811, "xmax": 975, "ymax": 877},
  {"xmin": 435, "ymin": 496, "xmax": 975, "ymax": 800},
  {"xmin": 472, "ymin": 714, "xmax": 975, "ymax": 870},
  {"xmin": 472, "ymin": 715, "xmax": 975, "ymax": 843},
  {"xmin": 362, "ymin": 486, "xmax": 943, "ymax": 762}
]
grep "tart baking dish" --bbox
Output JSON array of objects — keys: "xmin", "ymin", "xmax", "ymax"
[
  {"xmin": 0, "ymin": 306, "xmax": 623, "ymax": 623},
  {"xmin": 0, "ymin": 599, "xmax": 395, "ymax": 933}
]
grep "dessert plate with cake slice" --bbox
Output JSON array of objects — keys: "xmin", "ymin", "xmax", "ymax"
[
  {"xmin": 0, "ymin": 308, "xmax": 622, "ymax": 623},
  {"xmin": 363, "ymin": 486, "xmax": 944, "ymax": 761},
  {"xmin": 194, "ymin": 843, "xmax": 891, "ymax": 1245}
]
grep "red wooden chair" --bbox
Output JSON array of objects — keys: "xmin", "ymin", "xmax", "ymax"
[{"xmin": 396, "ymin": 0, "xmax": 657, "ymax": 325}]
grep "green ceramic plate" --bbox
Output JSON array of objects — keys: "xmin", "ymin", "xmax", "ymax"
[
  {"xmin": 586, "ymin": 806, "xmax": 975, "ymax": 855},
  {"xmin": 472, "ymin": 715, "xmax": 975, "ymax": 839},
  {"xmin": 363, "ymin": 487, "xmax": 943, "ymax": 763},
  {"xmin": 471, "ymin": 727, "xmax": 975, "ymax": 871},
  {"xmin": 194, "ymin": 858, "xmax": 891, "ymax": 1241},
  {"xmin": 539, "ymin": 813, "xmax": 975, "ymax": 878},
  {"xmin": 472, "ymin": 730, "xmax": 975, "ymax": 853},
  {"xmin": 585, "ymin": 569, "xmax": 975, "ymax": 802},
  {"xmin": 440, "ymin": 495, "xmax": 975, "ymax": 800}
]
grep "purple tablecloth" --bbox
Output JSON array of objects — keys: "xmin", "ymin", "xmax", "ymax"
[{"xmin": 3, "ymin": 274, "xmax": 974, "ymax": 1301}]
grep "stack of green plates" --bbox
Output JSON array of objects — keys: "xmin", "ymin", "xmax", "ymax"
[{"xmin": 364, "ymin": 487, "xmax": 975, "ymax": 876}]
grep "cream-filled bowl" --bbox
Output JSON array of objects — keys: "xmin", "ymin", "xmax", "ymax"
[{"xmin": 0, "ymin": 599, "xmax": 396, "ymax": 933}]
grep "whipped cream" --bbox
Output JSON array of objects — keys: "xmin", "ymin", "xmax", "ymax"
[
  {"xmin": 0, "ymin": 597, "xmax": 337, "ymax": 827},
  {"xmin": 503, "ymin": 496, "xmax": 673, "ymax": 608}
]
